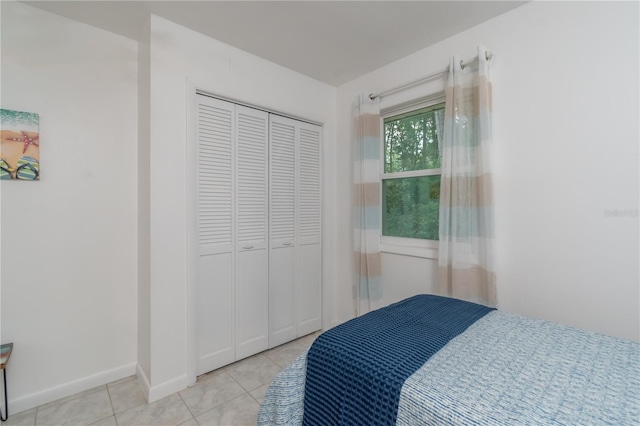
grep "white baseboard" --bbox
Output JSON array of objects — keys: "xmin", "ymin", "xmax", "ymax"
[
  {"xmin": 136, "ymin": 364, "xmax": 195, "ymax": 404},
  {"xmin": 147, "ymin": 373, "xmax": 193, "ymax": 403},
  {"xmin": 9, "ymin": 362, "xmax": 137, "ymax": 415},
  {"xmin": 136, "ymin": 363, "xmax": 151, "ymax": 402}
]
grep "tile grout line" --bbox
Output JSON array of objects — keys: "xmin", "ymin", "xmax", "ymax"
[
  {"xmin": 228, "ymin": 363, "xmax": 277, "ymax": 407},
  {"xmin": 34, "ymin": 385, "xmax": 107, "ymax": 420},
  {"xmin": 191, "ymin": 392, "xmax": 252, "ymax": 423},
  {"xmin": 248, "ymin": 390, "xmax": 263, "ymax": 407},
  {"xmin": 176, "ymin": 391, "xmax": 198, "ymax": 425},
  {"xmin": 227, "ymin": 367, "xmax": 264, "ymax": 394},
  {"xmin": 230, "ymin": 378, "xmax": 252, "ymax": 394},
  {"xmin": 105, "ymin": 383, "xmax": 117, "ymax": 426}
]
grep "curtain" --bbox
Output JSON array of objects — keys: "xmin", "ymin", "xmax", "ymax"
[
  {"xmin": 353, "ymin": 94, "xmax": 383, "ymax": 316},
  {"xmin": 434, "ymin": 108, "xmax": 445, "ymax": 158},
  {"xmin": 438, "ymin": 46, "xmax": 497, "ymax": 306}
]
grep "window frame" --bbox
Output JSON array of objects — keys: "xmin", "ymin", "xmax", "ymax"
[{"xmin": 379, "ymin": 96, "xmax": 445, "ymax": 259}]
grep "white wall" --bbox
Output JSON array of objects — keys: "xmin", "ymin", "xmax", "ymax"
[
  {"xmin": 0, "ymin": 2, "xmax": 138, "ymax": 413},
  {"xmin": 381, "ymin": 253, "xmax": 438, "ymax": 306},
  {"xmin": 141, "ymin": 15, "xmax": 337, "ymax": 401},
  {"xmin": 337, "ymin": 1, "xmax": 639, "ymax": 341},
  {"xmin": 137, "ymin": 17, "xmax": 152, "ymax": 385}
]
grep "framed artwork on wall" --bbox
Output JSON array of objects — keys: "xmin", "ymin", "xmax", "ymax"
[{"xmin": 0, "ymin": 109, "xmax": 40, "ymax": 180}]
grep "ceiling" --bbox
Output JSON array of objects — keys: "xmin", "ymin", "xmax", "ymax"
[{"xmin": 22, "ymin": 1, "xmax": 527, "ymax": 86}]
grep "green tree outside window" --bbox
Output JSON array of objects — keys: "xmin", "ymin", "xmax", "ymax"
[{"xmin": 382, "ymin": 103, "xmax": 444, "ymax": 240}]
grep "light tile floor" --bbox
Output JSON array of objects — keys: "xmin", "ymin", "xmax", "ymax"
[{"xmin": 7, "ymin": 332, "xmax": 319, "ymax": 426}]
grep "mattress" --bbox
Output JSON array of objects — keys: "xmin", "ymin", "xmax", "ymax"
[{"xmin": 258, "ymin": 298, "xmax": 640, "ymax": 425}]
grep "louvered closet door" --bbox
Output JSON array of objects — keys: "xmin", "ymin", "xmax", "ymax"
[
  {"xmin": 235, "ymin": 105, "xmax": 269, "ymax": 360},
  {"xmin": 196, "ymin": 95, "xmax": 235, "ymax": 375},
  {"xmin": 269, "ymin": 115, "xmax": 297, "ymax": 347},
  {"xmin": 296, "ymin": 122, "xmax": 322, "ymax": 336}
]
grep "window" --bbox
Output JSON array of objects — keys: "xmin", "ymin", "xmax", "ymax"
[{"xmin": 382, "ymin": 101, "xmax": 444, "ymax": 242}]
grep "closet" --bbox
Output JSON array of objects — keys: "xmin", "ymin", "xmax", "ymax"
[
  {"xmin": 269, "ymin": 115, "xmax": 322, "ymax": 348},
  {"xmin": 195, "ymin": 94, "xmax": 321, "ymax": 375}
]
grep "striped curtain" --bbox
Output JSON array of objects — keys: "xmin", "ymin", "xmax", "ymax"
[
  {"xmin": 438, "ymin": 46, "xmax": 497, "ymax": 306},
  {"xmin": 353, "ymin": 94, "xmax": 383, "ymax": 316}
]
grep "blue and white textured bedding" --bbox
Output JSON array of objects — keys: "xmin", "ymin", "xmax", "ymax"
[
  {"xmin": 258, "ymin": 297, "xmax": 640, "ymax": 425},
  {"xmin": 304, "ymin": 296, "xmax": 494, "ymax": 425}
]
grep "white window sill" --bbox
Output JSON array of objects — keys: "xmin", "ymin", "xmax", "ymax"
[{"xmin": 380, "ymin": 240, "xmax": 439, "ymax": 260}]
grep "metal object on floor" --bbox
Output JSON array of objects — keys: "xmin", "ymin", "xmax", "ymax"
[{"xmin": 0, "ymin": 343, "xmax": 13, "ymax": 422}]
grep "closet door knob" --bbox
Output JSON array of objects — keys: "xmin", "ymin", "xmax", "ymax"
[
  {"xmin": 283, "ymin": 241, "xmax": 292, "ymax": 246},
  {"xmin": 243, "ymin": 245, "xmax": 254, "ymax": 250}
]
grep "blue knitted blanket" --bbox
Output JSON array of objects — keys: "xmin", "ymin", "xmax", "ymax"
[{"xmin": 302, "ymin": 295, "xmax": 494, "ymax": 426}]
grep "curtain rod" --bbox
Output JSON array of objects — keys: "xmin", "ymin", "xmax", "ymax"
[{"xmin": 368, "ymin": 50, "xmax": 493, "ymax": 101}]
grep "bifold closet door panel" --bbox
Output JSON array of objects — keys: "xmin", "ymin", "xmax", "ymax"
[
  {"xmin": 235, "ymin": 105, "xmax": 269, "ymax": 359},
  {"xmin": 196, "ymin": 95, "xmax": 235, "ymax": 375},
  {"xmin": 296, "ymin": 244, "xmax": 321, "ymax": 336},
  {"xmin": 269, "ymin": 245, "xmax": 296, "ymax": 347},
  {"xmin": 197, "ymin": 254, "xmax": 234, "ymax": 374},
  {"xmin": 236, "ymin": 249, "xmax": 268, "ymax": 359},
  {"xmin": 269, "ymin": 116, "xmax": 296, "ymax": 248},
  {"xmin": 296, "ymin": 123, "xmax": 322, "ymax": 336},
  {"xmin": 269, "ymin": 115, "xmax": 297, "ymax": 348}
]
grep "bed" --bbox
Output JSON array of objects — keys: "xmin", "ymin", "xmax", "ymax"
[{"xmin": 258, "ymin": 295, "xmax": 639, "ymax": 425}]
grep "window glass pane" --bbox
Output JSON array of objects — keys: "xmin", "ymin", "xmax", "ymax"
[
  {"xmin": 382, "ymin": 175, "xmax": 440, "ymax": 240},
  {"xmin": 384, "ymin": 104, "xmax": 443, "ymax": 173}
]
